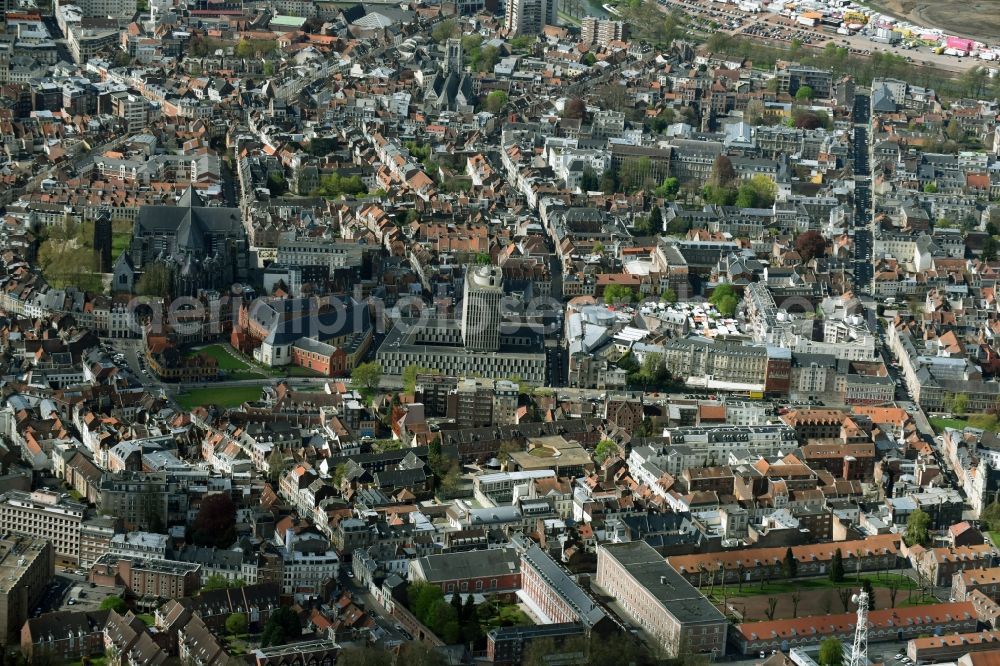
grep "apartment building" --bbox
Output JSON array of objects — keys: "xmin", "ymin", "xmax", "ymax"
[
  {"xmin": 667, "ymin": 534, "xmax": 901, "ymax": 586},
  {"xmin": 517, "ymin": 540, "xmax": 608, "ymax": 629},
  {"xmin": 913, "ymin": 544, "xmax": 998, "ymax": 587},
  {"xmin": 274, "ymin": 239, "xmax": 364, "ymax": 271},
  {"xmin": 56, "ymin": 0, "xmax": 137, "ymax": 17},
  {"xmin": 90, "ymin": 554, "xmax": 201, "ymax": 600},
  {"xmin": 735, "ymin": 602, "xmax": 977, "ymax": 655},
  {"xmin": 504, "ymin": 0, "xmax": 555, "ymax": 35},
  {"xmin": 0, "ymin": 536, "xmax": 54, "ymax": 645},
  {"xmin": 580, "ymin": 17, "xmax": 626, "ymax": 46},
  {"xmin": 79, "ymin": 517, "xmax": 118, "ymax": 570},
  {"xmin": 0, "ymin": 490, "xmax": 85, "ymax": 565},
  {"xmin": 954, "ymin": 566, "xmax": 1000, "ymax": 602},
  {"xmin": 21, "ymin": 609, "xmax": 109, "ymax": 663},
  {"xmin": 908, "ymin": 631, "xmax": 1000, "ymax": 663},
  {"xmin": 98, "ymin": 472, "xmax": 168, "ymax": 531},
  {"xmin": 596, "ymin": 541, "xmax": 727, "ymax": 658},
  {"xmin": 661, "ymin": 336, "xmax": 791, "ymax": 394}
]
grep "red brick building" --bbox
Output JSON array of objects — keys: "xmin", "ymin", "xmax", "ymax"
[
  {"xmin": 21, "ymin": 610, "xmax": 109, "ymax": 663},
  {"xmin": 291, "ymin": 338, "xmax": 345, "ymax": 376},
  {"xmin": 89, "ymin": 554, "xmax": 201, "ymax": 600},
  {"xmin": 408, "ymin": 548, "xmax": 521, "ymax": 595},
  {"xmin": 800, "ymin": 442, "xmax": 876, "ymax": 481}
]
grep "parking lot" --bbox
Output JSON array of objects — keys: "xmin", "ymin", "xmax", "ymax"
[{"xmin": 655, "ymin": 0, "xmax": 987, "ymax": 73}]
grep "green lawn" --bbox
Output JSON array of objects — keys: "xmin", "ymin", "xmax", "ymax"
[
  {"xmin": 193, "ymin": 346, "xmax": 325, "ymax": 379},
  {"xmin": 186, "ymin": 344, "xmax": 251, "ymax": 371},
  {"xmin": 136, "ymin": 614, "xmax": 155, "ymax": 627},
  {"xmin": 529, "ymin": 448, "xmax": 555, "ymax": 457},
  {"xmin": 175, "ymin": 386, "xmax": 264, "ymax": 410},
  {"xmin": 111, "ymin": 232, "xmax": 131, "ymax": 258},
  {"xmin": 67, "ymin": 658, "xmax": 107, "ymax": 666},
  {"xmin": 989, "ymin": 532, "xmax": 1000, "ymax": 548},
  {"xmin": 929, "ymin": 414, "xmax": 1000, "ymax": 433},
  {"xmin": 707, "ymin": 573, "xmax": 918, "ymax": 601}
]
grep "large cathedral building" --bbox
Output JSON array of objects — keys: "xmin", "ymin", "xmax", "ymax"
[{"xmin": 116, "ymin": 188, "xmax": 248, "ymax": 296}]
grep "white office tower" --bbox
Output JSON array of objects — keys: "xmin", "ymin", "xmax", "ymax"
[{"xmin": 462, "ymin": 265, "xmax": 503, "ymax": 352}]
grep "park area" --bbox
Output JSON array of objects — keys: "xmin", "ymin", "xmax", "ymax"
[
  {"xmin": 174, "ymin": 386, "xmax": 264, "ymax": 411},
  {"xmin": 36, "ymin": 218, "xmax": 132, "ymax": 293},
  {"xmin": 928, "ymin": 413, "xmax": 1000, "ymax": 433},
  {"xmin": 184, "ymin": 344, "xmax": 324, "ymax": 382},
  {"xmin": 707, "ymin": 573, "xmax": 929, "ymax": 623}
]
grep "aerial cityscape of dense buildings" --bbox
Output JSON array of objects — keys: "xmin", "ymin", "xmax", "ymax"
[{"xmin": 0, "ymin": 0, "xmax": 1000, "ymax": 664}]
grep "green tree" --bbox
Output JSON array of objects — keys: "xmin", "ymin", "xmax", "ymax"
[
  {"xmin": 202, "ymin": 574, "xmax": 243, "ymax": 592},
  {"xmin": 945, "ymin": 119, "xmax": 963, "ymax": 142},
  {"xmin": 862, "ymin": 579, "xmax": 875, "ymax": 610},
  {"xmin": 351, "ymin": 361, "xmax": 383, "ymax": 393},
  {"xmin": 510, "ymin": 35, "xmax": 534, "ymax": 51},
  {"xmin": 266, "ymin": 447, "xmax": 287, "ymax": 484},
  {"xmin": 582, "ymin": 52, "xmax": 597, "ymax": 66},
  {"xmin": 267, "ymin": 172, "xmax": 287, "ymax": 195},
  {"xmin": 649, "ymin": 205, "xmax": 663, "ymax": 233},
  {"xmin": 923, "ymin": 182, "xmax": 939, "ymax": 193},
  {"xmin": 782, "ymin": 547, "xmax": 797, "ymax": 578},
  {"xmin": 190, "ymin": 493, "xmax": 237, "ymax": 549},
  {"xmin": 637, "ymin": 352, "xmax": 670, "ymax": 390},
  {"xmin": 261, "ymin": 607, "xmax": 302, "ymax": 647},
  {"xmin": 603, "ymin": 284, "xmax": 635, "ymax": 304},
  {"xmin": 599, "ymin": 170, "xmax": 618, "ymax": 193},
  {"xmin": 709, "ymin": 154, "xmax": 737, "ymax": 189},
  {"xmin": 983, "ymin": 236, "xmax": 997, "ymax": 262},
  {"xmin": 829, "ymin": 548, "xmax": 845, "ymax": 582},
  {"xmin": 403, "ymin": 365, "xmax": 438, "ymax": 393},
  {"xmin": 619, "ymin": 156, "xmax": 653, "ymax": 192},
  {"xmin": 905, "ymin": 509, "xmax": 932, "ymax": 547},
  {"xmin": 136, "ymin": 263, "xmax": 172, "ymax": 296},
  {"xmin": 795, "ymin": 230, "xmax": 827, "ymax": 262},
  {"xmin": 795, "ymin": 85, "xmax": 814, "ymax": 101},
  {"xmin": 953, "ymin": 393, "xmax": 969, "ymax": 416},
  {"xmin": 818, "ymin": 638, "xmax": 843, "ymax": 666},
  {"xmin": 740, "ymin": 175, "xmax": 777, "ymax": 208},
  {"xmin": 311, "ymin": 172, "xmax": 367, "ymax": 198},
  {"xmin": 472, "ymin": 45, "xmax": 499, "ymax": 72},
  {"xmin": 225, "ymin": 612, "xmax": 248, "ymax": 636},
  {"xmin": 100, "ymin": 596, "xmax": 127, "ymax": 613},
  {"xmin": 709, "ymin": 284, "xmax": 737, "ymax": 310},
  {"xmin": 654, "ymin": 176, "xmax": 680, "ymax": 200},
  {"xmin": 461, "ymin": 34, "xmax": 483, "ymax": 51},
  {"xmin": 432, "ymin": 19, "xmax": 457, "ymax": 43},
  {"xmin": 484, "ymin": 90, "xmax": 508, "ymax": 114},
  {"xmin": 716, "ymin": 295, "xmax": 738, "ymax": 316},
  {"xmin": 337, "ymin": 647, "xmax": 395, "ymax": 666},
  {"xmin": 982, "ymin": 500, "xmax": 1000, "ymax": 531},
  {"xmin": 594, "ymin": 439, "xmax": 618, "ymax": 463},
  {"xmin": 333, "ymin": 463, "xmax": 348, "ymax": 486},
  {"xmin": 661, "ymin": 287, "xmax": 677, "ymax": 303}
]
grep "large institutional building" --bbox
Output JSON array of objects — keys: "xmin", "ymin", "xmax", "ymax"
[
  {"xmin": 0, "ymin": 490, "xmax": 85, "ymax": 566},
  {"xmin": 377, "ymin": 265, "xmax": 547, "ymax": 382},
  {"xmin": 595, "ymin": 541, "xmax": 728, "ymax": 658},
  {"xmin": 0, "ymin": 535, "xmax": 54, "ymax": 646}
]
